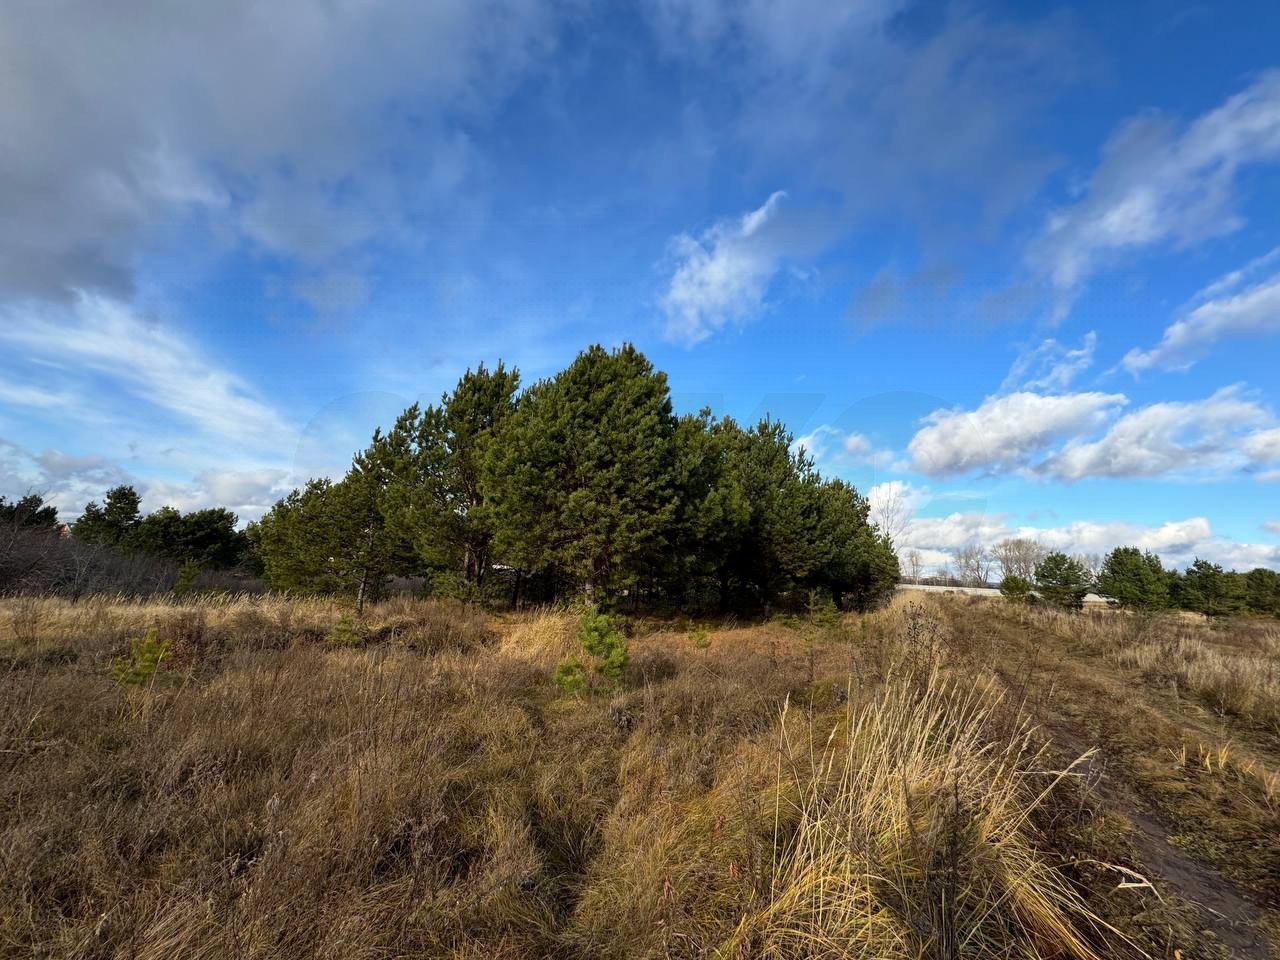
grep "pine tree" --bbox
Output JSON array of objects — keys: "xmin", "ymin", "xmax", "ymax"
[
  {"xmin": 1034, "ymin": 552, "xmax": 1092, "ymax": 610},
  {"xmin": 375, "ymin": 362, "xmax": 520, "ymax": 589},
  {"xmin": 255, "ymin": 475, "xmax": 395, "ymax": 610},
  {"xmin": 485, "ymin": 344, "xmax": 676, "ymax": 598},
  {"xmin": 1097, "ymin": 546, "xmax": 1168, "ymax": 611},
  {"xmin": 809, "ymin": 477, "xmax": 899, "ymax": 610},
  {"xmin": 1244, "ymin": 567, "xmax": 1280, "ymax": 617},
  {"xmin": 1179, "ymin": 559, "xmax": 1245, "ymax": 618},
  {"xmin": 0, "ymin": 493, "xmax": 58, "ymax": 530},
  {"xmin": 73, "ymin": 485, "xmax": 142, "ymax": 545}
]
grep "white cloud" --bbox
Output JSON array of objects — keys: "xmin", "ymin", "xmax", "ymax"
[
  {"xmin": 793, "ymin": 424, "xmax": 896, "ymax": 469},
  {"xmin": 908, "ymin": 391, "xmax": 1126, "ymax": 477},
  {"xmin": 0, "ymin": 438, "xmax": 132, "ymax": 518},
  {"xmin": 1264, "ymin": 521, "xmax": 1280, "ymax": 536},
  {"xmin": 660, "ymin": 191, "xmax": 791, "ymax": 345},
  {"xmin": 908, "ymin": 384, "xmax": 1280, "ymax": 483},
  {"xmin": 1033, "ymin": 71, "xmax": 1280, "ymax": 312},
  {"xmin": 0, "ymin": 1, "xmax": 556, "ymax": 304},
  {"xmin": 0, "ymin": 294, "xmax": 294, "ymax": 453},
  {"xmin": 895, "ymin": 506, "xmax": 1277, "ymax": 573},
  {"xmin": 1002, "ymin": 331, "xmax": 1097, "ymax": 391},
  {"xmin": 0, "ymin": 379, "xmax": 73, "ymax": 410},
  {"xmin": 1245, "ymin": 428, "xmax": 1280, "ymax": 464},
  {"xmin": 1, "ymin": 434, "xmax": 297, "ymax": 524},
  {"xmin": 1124, "ymin": 268, "xmax": 1280, "ymax": 373},
  {"xmin": 1045, "ymin": 385, "xmax": 1270, "ymax": 481}
]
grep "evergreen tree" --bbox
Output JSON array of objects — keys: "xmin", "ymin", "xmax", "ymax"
[
  {"xmin": 1179, "ymin": 558, "xmax": 1245, "ymax": 617},
  {"xmin": 376, "ymin": 362, "xmax": 520, "ymax": 588},
  {"xmin": 999, "ymin": 574, "xmax": 1033, "ymax": 604},
  {"xmin": 255, "ymin": 474, "xmax": 395, "ymax": 610},
  {"xmin": 1034, "ymin": 552, "xmax": 1092, "ymax": 610},
  {"xmin": 1097, "ymin": 546, "xmax": 1168, "ymax": 611},
  {"xmin": 723, "ymin": 417, "xmax": 822, "ymax": 605},
  {"xmin": 666, "ymin": 411, "xmax": 751, "ymax": 609},
  {"xmin": 0, "ymin": 493, "xmax": 58, "ymax": 530},
  {"xmin": 809, "ymin": 477, "xmax": 899, "ymax": 610},
  {"xmin": 485, "ymin": 344, "xmax": 677, "ymax": 597},
  {"xmin": 1244, "ymin": 567, "xmax": 1280, "ymax": 617},
  {"xmin": 73, "ymin": 485, "xmax": 142, "ymax": 545}
]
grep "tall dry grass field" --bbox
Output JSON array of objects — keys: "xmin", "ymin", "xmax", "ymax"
[{"xmin": 2, "ymin": 592, "xmax": 1277, "ymax": 958}]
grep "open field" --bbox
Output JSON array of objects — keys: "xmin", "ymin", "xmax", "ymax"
[{"xmin": 2, "ymin": 594, "xmax": 1279, "ymax": 959}]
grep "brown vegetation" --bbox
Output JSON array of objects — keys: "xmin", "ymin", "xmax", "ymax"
[{"xmin": 2, "ymin": 593, "xmax": 1278, "ymax": 958}]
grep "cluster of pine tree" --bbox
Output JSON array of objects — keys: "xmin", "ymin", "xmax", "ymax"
[
  {"xmin": 1002, "ymin": 545, "xmax": 1280, "ymax": 617},
  {"xmin": 1, "ymin": 487, "xmax": 250, "ymax": 596},
  {"xmin": 251, "ymin": 344, "xmax": 900, "ymax": 612},
  {"xmin": 73, "ymin": 485, "xmax": 248, "ymax": 570}
]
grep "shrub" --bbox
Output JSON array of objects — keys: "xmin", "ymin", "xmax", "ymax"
[
  {"xmin": 553, "ymin": 654, "xmax": 589, "ymax": 695},
  {"xmin": 173, "ymin": 559, "xmax": 201, "ymax": 598},
  {"xmin": 558, "ymin": 607, "xmax": 630, "ymax": 695},
  {"xmin": 688, "ymin": 624, "xmax": 710, "ymax": 650},
  {"xmin": 111, "ymin": 629, "xmax": 170, "ymax": 685},
  {"xmin": 324, "ymin": 613, "xmax": 363, "ymax": 647},
  {"xmin": 579, "ymin": 609, "xmax": 629, "ymax": 688}
]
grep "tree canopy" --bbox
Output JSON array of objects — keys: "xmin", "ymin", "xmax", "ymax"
[{"xmin": 250, "ymin": 343, "xmax": 900, "ymax": 612}]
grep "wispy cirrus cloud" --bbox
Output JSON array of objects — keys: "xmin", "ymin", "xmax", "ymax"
[
  {"xmin": 1032, "ymin": 71, "xmax": 1280, "ymax": 315},
  {"xmin": 1002, "ymin": 331, "xmax": 1097, "ymax": 392},
  {"xmin": 0, "ymin": 295, "xmax": 294, "ymax": 452},
  {"xmin": 1123, "ymin": 258, "xmax": 1280, "ymax": 373},
  {"xmin": 660, "ymin": 191, "xmax": 792, "ymax": 345}
]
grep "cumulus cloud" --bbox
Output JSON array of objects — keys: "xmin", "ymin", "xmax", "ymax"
[
  {"xmin": 1123, "ymin": 266, "xmax": 1280, "ymax": 373},
  {"xmin": 1032, "ymin": 71, "xmax": 1280, "ymax": 313},
  {"xmin": 0, "ymin": 1, "xmax": 555, "ymax": 305},
  {"xmin": 1002, "ymin": 331, "xmax": 1097, "ymax": 391},
  {"xmin": 1264, "ymin": 521, "xmax": 1280, "ymax": 536},
  {"xmin": 0, "ymin": 438, "xmax": 132, "ymax": 518},
  {"xmin": 908, "ymin": 391, "xmax": 1126, "ymax": 477},
  {"xmin": 1044, "ymin": 386, "xmax": 1270, "ymax": 481},
  {"xmin": 894, "ymin": 507, "xmax": 1277, "ymax": 573},
  {"xmin": 907, "ymin": 384, "xmax": 1280, "ymax": 482},
  {"xmin": 1245, "ymin": 428, "xmax": 1280, "ymax": 463},
  {"xmin": 660, "ymin": 192, "xmax": 793, "ymax": 345}
]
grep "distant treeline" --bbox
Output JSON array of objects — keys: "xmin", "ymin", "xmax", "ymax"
[
  {"xmin": 251, "ymin": 344, "xmax": 899, "ymax": 613},
  {"xmin": 0, "ymin": 489, "xmax": 256, "ymax": 598},
  {"xmin": 998, "ymin": 545, "xmax": 1280, "ymax": 618}
]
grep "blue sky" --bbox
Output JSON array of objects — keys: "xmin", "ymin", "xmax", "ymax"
[{"xmin": 3, "ymin": 0, "xmax": 1280, "ymax": 571}]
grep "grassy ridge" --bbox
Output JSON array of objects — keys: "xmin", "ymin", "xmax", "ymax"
[{"xmin": 2, "ymin": 594, "xmax": 1277, "ymax": 958}]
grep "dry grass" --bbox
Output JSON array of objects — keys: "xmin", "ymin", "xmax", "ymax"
[
  {"xmin": 3, "ymin": 592, "xmax": 1275, "ymax": 958},
  {"xmin": 1028, "ymin": 605, "xmax": 1280, "ymax": 734}
]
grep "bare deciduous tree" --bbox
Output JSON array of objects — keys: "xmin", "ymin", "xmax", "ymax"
[
  {"xmin": 991, "ymin": 538, "xmax": 1046, "ymax": 581},
  {"xmin": 1072, "ymin": 552, "xmax": 1104, "ymax": 582},
  {"xmin": 869, "ymin": 483, "xmax": 912, "ymax": 546},
  {"xmin": 904, "ymin": 548, "xmax": 924, "ymax": 584},
  {"xmin": 954, "ymin": 544, "xmax": 993, "ymax": 587}
]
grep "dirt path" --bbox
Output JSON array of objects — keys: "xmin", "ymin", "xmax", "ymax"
[{"xmin": 976, "ymin": 610, "xmax": 1279, "ymax": 960}]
